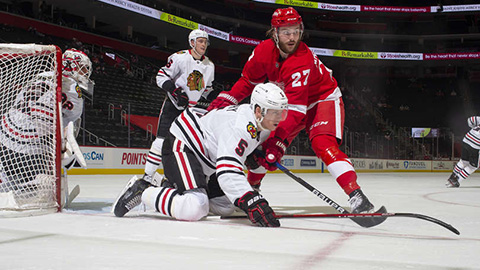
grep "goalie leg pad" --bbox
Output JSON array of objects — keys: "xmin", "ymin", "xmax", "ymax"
[{"xmin": 62, "ymin": 121, "xmax": 87, "ymax": 169}]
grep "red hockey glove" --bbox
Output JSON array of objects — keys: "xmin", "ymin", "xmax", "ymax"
[
  {"xmin": 171, "ymin": 87, "xmax": 189, "ymax": 107},
  {"xmin": 245, "ymin": 151, "xmax": 277, "ymax": 171},
  {"xmin": 206, "ymin": 92, "xmax": 237, "ymax": 111},
  {"xmin": 265, "ymin": 136, "xmax": 287, "ymax": 164},
  {"xmin": 257, "ymin": 155, "xmax": 278, "ymax": 171},
  {"xmin": 234, "ymin": 191, "xmax": 280, "ymax": 227}
]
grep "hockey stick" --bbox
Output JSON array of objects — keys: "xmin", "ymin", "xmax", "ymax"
[
  {"xmin": 272, "ymin": 160, "xmax": 388, "ymax": 228},
  {"xmin": 268, "ymin": 161, "xmax": 459, "ymax": 235},
  {"xmin": 222, "ymin": 212, "xmax": 460, "ymax": 235}
]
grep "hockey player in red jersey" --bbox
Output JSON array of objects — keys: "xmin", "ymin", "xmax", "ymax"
[{"xmin": 207, "ymin": 7, "xmax": 375, "ymax": 213}]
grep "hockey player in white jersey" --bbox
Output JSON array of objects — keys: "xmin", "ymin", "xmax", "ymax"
[
  {"xmin": 143, "ymin": 29, "xmax": 215, "ymax": 184},
  {"xmin": 113, "ymin": 83, "xmax": 288, "ymax": 227},
  {"xmin": 60, "ymin": 48, "xmax": 93, "ymax": 169},
  {"xmin": 0, "ymin": 76, "xmax": 57, "ymax": 194},
  {"xmin": 446, "ymin": 116, "xmax": 480, "ymax": 187},
  {"xmin": 0, "ymin": 48, "xmax": 91, "ymax": 206}
]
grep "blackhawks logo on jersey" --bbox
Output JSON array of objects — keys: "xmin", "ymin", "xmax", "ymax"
[
  {"xmin": 187, "ymin": 70, "xmax": 205, "ymax": 91},
  {"xmin": 75, "ymin": 84, "xmax": 83, "ymax": 98},
  {"xmin": 246, "ymin": 122, "xmax": 257, "ymax": 139}
]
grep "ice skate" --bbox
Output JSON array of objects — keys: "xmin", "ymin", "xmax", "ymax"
[
  {"xmin": 349, "ymin": 189, "xmax": 374, "ymax": 213},
  {"xmin": 160, "ymin": 176, "xmax": 175, "ymax": 189},
  {"xmin": 113, "ymin": 176, "xmax": 152, "ymax": 217},
  {"xmin": 446, "ymin": 173, "xmax": 460, "ymax": 188}
]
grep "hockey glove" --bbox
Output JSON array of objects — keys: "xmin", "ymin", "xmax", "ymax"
[
  {"xmin": 234, "ymin": 191, "xmax": 280, "ymax": 227},
  {"xmin": 171, "ymin": 87, "xmax": 189, "ymax": 107},
  {"xmin": 206, "ymin": 92, "xmax": 237, "ymax": 111},
  {"xmin": 264, "ymin": 136, "xmax": 287, "ymax": 164},
  {"xmin": 245, "ymin": 150, "xmax": 277, "ymax": 171}
]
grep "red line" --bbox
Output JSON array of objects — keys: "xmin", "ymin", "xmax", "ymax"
[{"xmin": 294, "ymin": 232, "xmax": 353, "ymax": 269}]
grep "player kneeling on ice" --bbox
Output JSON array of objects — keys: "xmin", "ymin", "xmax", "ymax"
[{"xmin": 113, "ymin": 83, "xmax": 288, "ymax": 227}]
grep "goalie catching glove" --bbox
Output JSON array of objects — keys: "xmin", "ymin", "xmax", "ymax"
[{"xmin": 234, "ymin": 191, "xmax": 280, "ymax": 227}]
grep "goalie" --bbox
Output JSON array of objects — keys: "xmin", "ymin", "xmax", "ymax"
[
  {"xmin": 60, "ymin": 48, "xmax": 93, "ymax": 170},
  {"xmin": 0, "ymin": 48, "xmax": 92, "ymax": 208}
]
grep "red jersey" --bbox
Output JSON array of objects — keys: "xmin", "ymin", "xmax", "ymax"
[{"xmin": 227, "ymin": 39, "xmax": 340, "ymax": 141}]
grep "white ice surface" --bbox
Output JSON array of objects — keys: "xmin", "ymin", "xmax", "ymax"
[{"xmin": 0, "ymin": 172, "xmax": 479, "ymax": 270}]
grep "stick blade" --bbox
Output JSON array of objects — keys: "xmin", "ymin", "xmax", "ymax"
[{"xmin": 350, "ymin": 206, "xmax": 388, "ymax": 228}]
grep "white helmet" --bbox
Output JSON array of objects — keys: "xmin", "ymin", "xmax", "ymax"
[
  {"xmin": 189, "ymin": 29, "xmax": 209, "ymax": 48},
  {"xmin": 62, "ymin": 48, "xmax": 92, "ymax": 87},
  {"xmin": 189, "ymin": 29, "xmax": 209, "ymax": 57},
  {"xmin": 251, "ymin": 82, "xmax": 288, "ymax": 130}
]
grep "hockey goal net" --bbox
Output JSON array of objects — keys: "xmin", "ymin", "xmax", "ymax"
[{"xmin": 0, "ymin": 44, "xmax": 62, "ymax": 216}]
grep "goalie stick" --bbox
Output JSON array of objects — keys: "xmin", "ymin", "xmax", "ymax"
[{"xmin": 65, "ymin": 184, "xmax": 80, "ymax": 208}]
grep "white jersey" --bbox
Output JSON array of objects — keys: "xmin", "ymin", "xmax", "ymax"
[
  {"xmin": 0, "ymin": 81, "xmax": 55, "ymax": 154},
  {"xmin": 170, "ymin": 105, "xmax": 270, "ymax": 202},
  {"xmin": 464, "ymin": 116, "xmax": 480, "ymax": 149},
  {"xmin": 61, "ymin": 76, "xmax": 84, "ymax": 128},
  {"xmin": 157, "ymin": 50, "xmax": 214, "ymax": 109}
]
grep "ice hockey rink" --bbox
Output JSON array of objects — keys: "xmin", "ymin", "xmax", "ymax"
[{"xmin": 0, "ymin": 172, "xmax": 479, "ymax": 270}]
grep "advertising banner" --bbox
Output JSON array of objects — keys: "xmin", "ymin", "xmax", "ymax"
[{"xmin": 73, "ymin": 147, "xmax": 460, "ymax": 174}]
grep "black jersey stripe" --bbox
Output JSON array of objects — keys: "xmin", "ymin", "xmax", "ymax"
[{"xmin": 174, "ymin": 118, "xmax": 216, "ymax": 169}]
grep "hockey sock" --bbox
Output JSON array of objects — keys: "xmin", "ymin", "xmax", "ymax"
[
  {"xmin": 145, "ymin": 138, "xmax": 164, "ymax": 178},
  {"xmin": 311, "ymin": 135, "xmax": 360, "ymax": 195},
  {"xmin": 142, "ymin": 186, "xmax": 178, "ymax": 217},
  {"xmin": 454, "ymin": 160, "xmax": 477, "ymax": 180}
]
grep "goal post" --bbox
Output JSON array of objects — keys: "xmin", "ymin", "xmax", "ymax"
[{"xmin": 0, "ymin": 43, "xmax": 63, "ymax": 216}]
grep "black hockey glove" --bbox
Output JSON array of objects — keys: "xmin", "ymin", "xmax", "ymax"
[
  {"xmin": 162, "ymin": 80, "xmax": 188, "ymax": 107},
  {"xmin": 171, "ymin": 87, "xmax": 189, "ymax": 107},
  {"xmin": 234, "ymin": 191, "xmax": 280, "ymax": 227},
  {"xmin": 245, "ymin": 152, "xmax": 261, "ymax": 170}
]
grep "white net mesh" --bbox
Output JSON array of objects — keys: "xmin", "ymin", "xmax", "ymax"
[{"xmin": 0, "ymin": 44, "xmax": 61, "ymax": 213}]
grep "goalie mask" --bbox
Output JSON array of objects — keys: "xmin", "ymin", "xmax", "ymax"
[
  {"xmin": 62, "ymin": 49, "xmax": 93, "ymax": 88},
  {"xmin": 250, "ymin": 83, "xmax": 288, "ymax": 131}
]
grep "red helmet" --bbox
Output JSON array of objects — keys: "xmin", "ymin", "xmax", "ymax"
[{"xmin": 271, "ymin": 7, "xmax": 303, "ymax": 28}]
